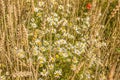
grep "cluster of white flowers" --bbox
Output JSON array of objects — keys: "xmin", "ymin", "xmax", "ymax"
[
  {"xmin": 47, "ymin": 13, "xmax": 59, "ymax": 26},
  {"xmin": 40, "ymin": 69, "xmax": 48, "ymax": 77},
  {"xmin": 0, "ymin": 75, "xmax": 6, "ymax": 80},
  {"xmin": 51, "ymin": 28, "xmax": 56, "ymax": 34},
  {"xmin": 40, "ymin": 46, "xmax": 46, "ymax": 52},
  {"xmin": 38, "ymin": 1, "xmax": 45, "ymax": 7},
  {"xmin": 71, "ymin": 64, "xmax": 77, "ymax": 71},
  {"xmin": 0, "ymin": 0, "xmax": 112, "ymax": 80},
  {"xmin": 54, "ymin": 39, "xmax": 67, "ymax": 45},
  {"xmin": 43, "ymin": 40, "xmax": 49, "ymax": 46},
  {"xmin": 38, "ymin": 56, "xmax": 46, "ymax": 64},
  {"xmin": 16, "ymin": 49, "xmax": 25, "ymax": 58},
  {"xmin": 30, "ymin": 22, "xmax": 37, "ymax": 28},
  {"xmin": 58, "ymin": 5, "xmax": 64, "ymax": 10},
  {"xmin": 34, "ymin": 7, "xmax": 39, "ymax": 12},
  {"xmin": 48, "ymin": 64, "xmax": 54, "ymax": 70},
  {"xmin": 63, "ymin": 33, "xmax": 75, "ymax": 39},
  {"xmin": 54, "ymin": 70, "xmax": 62, "ymax": 78},
  {"xmin": 32, "ymin": 46, "xmax": 39, "ymax": 56},
  {"xmin": 27, "ymin": 1, "xmax": 106, "ymax": 79}
]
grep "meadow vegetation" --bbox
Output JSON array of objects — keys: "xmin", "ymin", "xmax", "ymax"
[{"xmin": 0, "ymin": 0, "xmax": 120, "ymax": 80}]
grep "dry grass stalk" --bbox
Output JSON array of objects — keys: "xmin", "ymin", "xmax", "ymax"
[
  {"xmin": 0, "ymin": 32, "xmax": 5, "ymax": 52},
  {"xmin": 12, "ymin": 71, "xmax": 32, "ymax": 78},
  {"xmin": 71, "ymin": 62, "xmax": 84, "ymax": 80},
  {"xmin": 0, "ymin": 0, "xmax": 119, "ymax": 80},
  {"xmin": 108, "ymin": 63, "xmax": 117, "ymax": 80},
  {"xmin": 22, "ymin": 24, "xmax": 28, "ymax": 49}
]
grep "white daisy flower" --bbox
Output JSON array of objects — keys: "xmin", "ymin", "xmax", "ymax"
[
  {"xmin": 40, "ymin": 69, "xmax": 48, "ymax": 77},
  {"xmin": 34, "ymin": 7, "xmax": 39, "ymax": 12},
  {"xmin": 48, "ymin": 64, "xmax": 54, "ymax": 70},
  {"xmin": 54, "ymin": 70, "xmax": 62, "ymax": 78},
  {"xmin": 31, "ymin": 23, "xmax": 37, "ymax": 28},
  {"xmin": 71, "ymin": 64, "xmax": 77, "ymax": 71}
]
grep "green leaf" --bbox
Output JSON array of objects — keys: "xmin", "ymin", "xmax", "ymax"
[{"xmin": 116, "ymin": 48, "xmax": 120, "ymax": 53}]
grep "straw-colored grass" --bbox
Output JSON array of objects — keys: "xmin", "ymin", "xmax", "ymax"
[{"xmin": 0, "ymin": 0, "xmax": 119, "ymax": 80}]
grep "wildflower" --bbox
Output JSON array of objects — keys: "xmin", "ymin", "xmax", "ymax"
[
  {"xmin": 71, "ymin": 64, "xmax": 77, "ymax": 71},
  {"xmin": 51, "ymin": 28, "xmax": 56, "ymax": 33},
  {"xmin": 66, "ymin": 9, "xmax": 70, "ymax": 14},
  {"xmin": 79, "ymin": 42, "xmax": 86, "ymax": 49},
  {"xmin": 57, "ymin": 47, "xmax": 62, "ymax": 52},
  {"xmin": 43, "ymin": 40, "xmax": 49, "ymax": 46},
  {"xmin": 38, "ymin": 56, "xmax": 46, "ymax": 64},
  {"xmin": 72, "ymin": 57, "xmax": 78, "ymax": 63},
  {"xmin": 54, "ymin": 70, "xmax": 62, "ymax": 78},
  {"xmin": 62, "ymin": 19, "xmax": 68, "ymax": 26},
  {"xmin": 80, "ymin": 49, "xmax": 85, "ymax": 54},
  {"xmin": 35, "ymin": 39, "xmax": 41, "ymax": 46},
  {"xmin": 68, "ymin": 43, "xmax": 74, "ymax": 49},
  {"xmin": 31, "ymin": 18, "xmax": 35, "ymax": 22},
  {"xmin": 54, "ymin": 18, "xmax": 59, "ymax": 22},
  {"xmin": 56, "ymin": 34, "xmax": 61, "ymax": 38},
  {"xmin": 63, "ymin": 32, "xmax": 68, "ymax": 37},
  {"xmin": 58, "ymin": 5, "xmax": 64, "ymax": 10},
  {"xmin": 47, "ymin": 16, "xmax": 57, "ymax": 26},
  {"xmin": 74, "ymin": 49, "xmax": 81, "ymax": 55},
  {"xmin": 55, "ymin": 54, "xmax": 59, "ymax": 59},
  {"xmin": 60, "ymin": 27, "xmax": 66, "ymax": 33},
  {"xmin": 68, "ymin": 34, "xmax": 75, "ymax": 39},
  {"xmin": 59, "ymin": 52, "xmax": 68, "ymax": 58},
  {"xmin": 40, "ymin": 46, "xmax": 46, "ymax": 52},
  {"xmin": 48, "ymin": 64, "xmax": 54, "ymax": 70},
  {"xmin": 47, "ymin": 17, "xmax": 52, "ymax": 22},
  {"xmin": 16, "ymin": 49, "xmax": 25, "ymax": 58},
  {"xmin": 52, "ymin": 12, "xmax": 58, "ymax": 17},
  {"xmin": 67, "ymin": 4, "xmax": 72, "ymax": 8},
  {"xmin": 98, "ymin": 13, "xmax": 102, "ymax": 16},
  {"xmin": 49, "ymin": 57, "xmax": 55, "ymax": 62},
  {"xmin": 36, "ymin": 13, "xmax": 42, "ymax": 17},
  {"xmin": 32, "ymin": 46, "xmax": 39, "ymax": 56},
  {"xmin": 55, "ymin": 39, "xmax": 67, "ymax": 45},
  {"xmin": 27, "ymin": 58, "xmax": 33, "ymax": 64},
  {"xmin": 40, "ymin": 69, "xmax": 48, "ymax": 77},
  {"xmin": 31, "ymin": 23, "xmax": 37, "ymax": 28},
  {"xmin": 85, "ymin": 17, "xmax": 90, "ymax": 22},
  {"xmin": 62, "ymin": 52, "xmax": 68, "ymax": 58},
  {"xmin": 34, "ymin": 7, "xmax": 39, "ymax": 12},
  {"xmin": 0, "ymin": 75, "xmax": 6, "ymax": 80},
  {"xmin": 86, "ymin": 3, "xmax": 92, "ymax": 10},
  {"xmin": 102, "ymin": 42, "xmax": 107, "ymax": 46},
  {"xmin": 6, "ymin": 71, "xmax": 10, "ymax": 76},
  {"xmin": 38, "ymin": 78, "xmax": 43, "ymax": 80},
  {"xmin": 85, "ymin": 73, "xmax": 91, "ymax": 79},
  {"xmin": 66, "ymin": 58, "xmax": 71, "ymax": 62},
  {"xmin": 100, "ymin": 25, "xmax": 105, "ymax": 28},
  {"xmin": 61, "ymin": 39, "xmax": 67, "ymax": 44},
  {"xmin": 38, "ymin": 1, "xmax": 44, "ymax": 7}
]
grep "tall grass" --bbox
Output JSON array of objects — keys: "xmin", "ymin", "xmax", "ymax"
[{"xmin": 0, "ymin": 0, "xmax": 119, "ymax": 80}]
